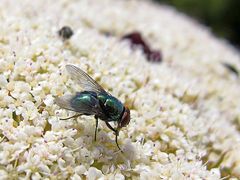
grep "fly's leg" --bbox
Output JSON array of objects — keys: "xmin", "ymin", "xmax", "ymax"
[
  {"xmin": 94, "ymin": 116, "xmax": 99, "ymax": 141},
  {"xmin": 115, "ymin": 133, "xmax": 122, "ymax": 153},
  {"xmin": 105, "ymin": 122, "xmax": 116, "ymax": 132},
  {"xmin": 60, "ymin": 114, "xmax": 81, "ymax": 120},
  {"xmin": 105, "ymin": 122, "xmax": 123, "ymax": 153}
]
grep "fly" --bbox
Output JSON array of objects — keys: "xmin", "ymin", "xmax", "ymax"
[{"xmin": 55, "ymin": 65, "xmax": 130, "ymax": 152}]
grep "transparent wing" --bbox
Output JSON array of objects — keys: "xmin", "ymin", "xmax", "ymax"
[
  {"xmin": 55, "ymin": 94, "xmax": 106, "ymax": 117},
  {"xmin": 55, "ymin": 95, "xmax": 76, "ymax": 112},
  {"xmin": 66, "ymin": 65, "xmax": 107, "ymax": 94}
]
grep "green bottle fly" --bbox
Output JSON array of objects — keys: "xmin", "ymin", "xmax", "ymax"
[{"xmin": 55, "ymin": 65, "xmax": 130, "ymax": 152}]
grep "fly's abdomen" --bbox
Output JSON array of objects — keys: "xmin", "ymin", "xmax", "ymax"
[{"xmin": 70, "ymin": 91, "xmax": 98, "ymax": 115}]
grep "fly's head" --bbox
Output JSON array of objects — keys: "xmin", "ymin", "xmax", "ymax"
[{"xmin": 117, "ymin": 107, "xmax": 130, "ymax": 132}]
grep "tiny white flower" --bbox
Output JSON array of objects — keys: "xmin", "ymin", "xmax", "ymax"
[
  {"xmin": 85, "ymin": 167, "xmax": 103, "ymax": 180},
  {"xmin": 75, "ymin": 165, "xmax": 87, "ymax": 175},
  {"xmin": 0, "ymin": 75, "xmax": 8, "ymax": 87},
  {"xmin": 38, "ymin": 163, "xmax": 51, "ymax": 175},
  {"xmin": 114, "ymin": 173, "xmax": 125, "ymax": 180},
  {"xmin": 0, "ymin": 170, "xmax": 8, "ymax": 180},
  {"xmin": 31, "ymin": 172, "xmax": 42, "ymax": 180},
  {"xmin": 210, "ymin": 168, "xmax": 220, "ymax": 177},
  {"xmin": 71, "ymin": 174, "xmax": 82, "ymax": 180},
  {"xmin": 43, "ymin": 95, "xmax": 54, "ymax": 107}
]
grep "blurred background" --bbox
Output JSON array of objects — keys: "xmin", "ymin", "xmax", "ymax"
[{"xmin": 155, "ymin": 0, "xmax": 240, "ymax": 50}]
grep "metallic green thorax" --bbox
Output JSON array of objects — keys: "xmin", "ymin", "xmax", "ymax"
[
  {"xmin": 98, "ymin": 93, "xmax": 124, "ymax": 121},
  {"xmin": 70, "ymin": 91, "xmax": 124, "ymax": 122}
]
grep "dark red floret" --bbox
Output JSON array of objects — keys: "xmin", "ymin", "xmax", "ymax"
[
  {"xmin": 148, "ymin": 50, "xmax": 162, "ymax": 62},
  {"xmin": 122, "ymin": 31, "xmax": 162, "ymax": 63}
]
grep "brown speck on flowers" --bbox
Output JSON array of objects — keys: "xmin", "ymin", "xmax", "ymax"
[
  {"xmin": 58, "ymin": 26, "xmax": 74, "ymax": 40},
  {"xmin": 8, "ymin": 91, "xmax": 17, "ymax": 100},
  {"xmin": 122, "ymin": 31, "xmax": 162, "ymax": 62}
]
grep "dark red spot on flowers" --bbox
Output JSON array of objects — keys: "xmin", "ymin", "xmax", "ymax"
[
  {"xmin": 122, "ymin": 32, "xmax": 148, "ymax": 48},
  {"xmin": 148, "ymin": 50, "xmax": 162, "ymax": 62},
  {"xmin": 122, "ymin": 31, "xmax": 162, "ymax": 62}
]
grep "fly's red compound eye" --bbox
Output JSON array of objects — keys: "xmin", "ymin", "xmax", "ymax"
[{"xmin": 119, "ymin": 107, "xmax": 130, "ymax": 128}]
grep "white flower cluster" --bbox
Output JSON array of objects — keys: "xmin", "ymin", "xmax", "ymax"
[{"xmin": 0, "ymin": 0, "xmax": 240, "ymax": 179}]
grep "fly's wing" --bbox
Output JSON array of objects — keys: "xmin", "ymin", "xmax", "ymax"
[
  {"xmin": 55, "ymin": 95, "xmax": 76, "ymax": 112},
  {"xmin": 55, "ymin": 94, "xmax": 106, "ymax": 117},
  {"xmin": 66, "ymin": 65, "xmax": 108, "ymax": 94}
]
